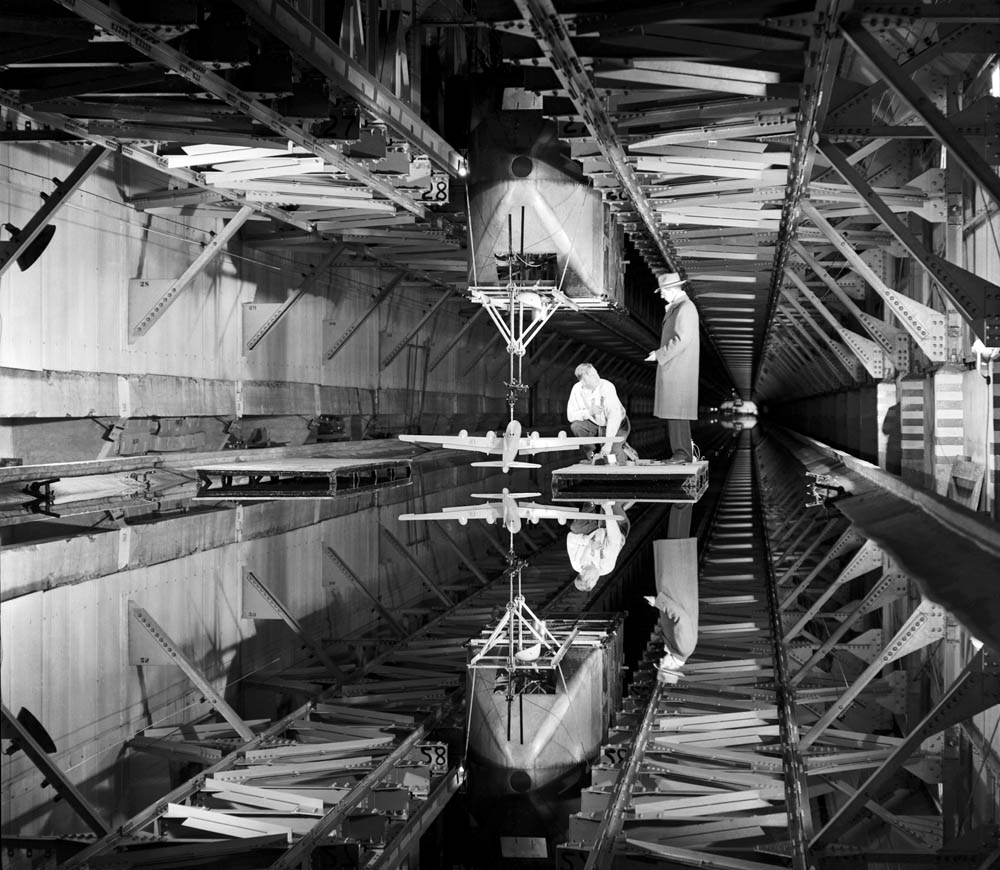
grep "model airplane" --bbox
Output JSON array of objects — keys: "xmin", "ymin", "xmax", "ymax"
[
  {"xmin": 398, "ymin": 418, "xmax": 623, "ymax": 473},
  {"xmin": 399, "ymin": 488, "xmax": 608, "ymax": 535}
]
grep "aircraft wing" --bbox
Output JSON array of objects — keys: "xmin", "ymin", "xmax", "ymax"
[
  {"xmin": 399, "ymin": 504, "xmax": 499, "ymax": 523},
  {"xmin": 519, "ymin": 432, "xmax": 625, "ymax": 456},
  {"xmin": 398, "ymin": 432, "xmax": 501, "ymax": 456},
  {"xmin": 516, "ymin": 503, "xmax": 609, "ymax": 524}
]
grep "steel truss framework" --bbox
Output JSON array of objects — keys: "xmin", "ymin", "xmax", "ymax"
[{"xmin": 559, "ymin": 430, "xmax": 1000, "ymax": 869}]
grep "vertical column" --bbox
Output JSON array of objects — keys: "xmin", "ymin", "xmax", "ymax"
[
  {"xmin": 876, "ymin": 378, "xmax": 899, "ymax": 472},
  {"xmin": 899, "ymin": 374, "xmax": 926, "ymax": 486},
  {"xmin": 992, "ymin": 367, "xmax": 1000, "ymax": 519},
  {"xmin": 858, "ymin": 385, "xmax": 877, "ymax": 464},
  {"xmin": 930, "ymin": 365, "xmax": 965, "ymax": 495}
]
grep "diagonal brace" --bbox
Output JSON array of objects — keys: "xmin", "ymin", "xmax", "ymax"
[
  {"xmin": 0, "ymin": 702, "xmax": 110, "ymax": 835},
  {"xmin": 0, "ymin": 144, "xmax": 107, "ymax": 277},
  {"xmin": 131, "ymin": 205, "xmax": 255, "ymax": 340},
  {"xmin": 246, "ymin": 243, "xmax": 347, "ymax": 350},
  {"xmin": 818, "ymin": 138, "xmax": 1000, "ymax": 337},
  {"xmin": 813, "ymin": 648, "xmax": 1000, "ymax": 846},
  {"xmin": 840, "ymin": 18, "xmax": 1000, "ymax": 210}
]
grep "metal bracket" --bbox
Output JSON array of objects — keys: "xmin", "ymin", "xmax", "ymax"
[
  {"xmin": 324, "ymin": 270, "xmax": 405, "ymax": 361},
  {"xmin": 242, "ymin": 569, "xmax": 346, "ymax": 682},
  {"xmin": 801, "ymin": 599, "xmax": 946, "ymax": 750},
  {"xmin": 800, "ymin": 200, "xmax": 947, "ymax": 361}
]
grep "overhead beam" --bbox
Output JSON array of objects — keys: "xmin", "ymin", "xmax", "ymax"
[
  {"xmin": 818, "ymin": 138, "xmax": 1000, "ymax": 340},
  {"xmin": 231, "ymin": 0, "xmax": 463, "ymax": 177},
  {"xmin": 754, "ymin": 0, "xmax": 846, "ymax": 393},
  {"xmin": 0, "ymin": 90, "xmax": 314, "ymax": 233},
  {"xmin": 840, "ymin": 18, "xmax": 1000, "ymax": 211},
  {"xmin": 0, "ymin": 144, "xmax": 107, "ymax": 276},
  {"xmin": 512, "ymin": 0, "xmax": 680, "ymax": 275},
  {"xmin": 51, "ymin": 0, "xmax": 427, "ymax": 217}
]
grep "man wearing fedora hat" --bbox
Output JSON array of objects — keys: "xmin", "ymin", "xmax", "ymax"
[{"xmin": 646, "ymin": 271, "xmax": 699, "ymax": 462}]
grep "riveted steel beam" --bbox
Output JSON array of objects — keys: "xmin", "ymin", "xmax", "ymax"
[
  {"xmin": 428, "ymin": 307, "xmax": 487, "ymax": 372},
  {"xmin": 245, "ymin": 243, "xmax": 347, "ymax": 351},
  {"xmin": 0, "ymin": 703, "xmax": 109, "ymax": 836},
  {"xmin": 813, "ymin": 648, "xmax": 1000, "ymax": 846},
  {"xmin": 0, "ymin": 144, "xmax": 107, "ymax": 277},
  {"xmin": 790, "ymin": 240, "xmax": 904, "ymax": 360},
  {"xmin": 780, "ymin": 289, "xmax": 864, "ymax": 381},
  {"xmin": 0, "ymin": 90, "xmax": 312, "ymax": 232},
  {"xmin": 242, "ymin": 570, "xmax": 347, "ymax": 682},
  {"xmin": 785, "ymin": 268, "xmax": 887, "ymax": 378},
  {"xmin": 131, "ymin": 205, "xmax": 255, "ymax": 341},
  {"xmin": 324, "ymin": 270, "xmax": 405, "ymax": 361},
  {"xmin": 381, "ymin": 286, "xmax": 459, "ymax": 370},
  {"xmin": 840, "ymin": 19, "xmax": 1000, "ymax": 210},
  {"xmin": 818, "ymin": 138, "xmax": 1000, "ymax": 339},
  {"xmin": 513, "ymin": 0, "xmax": 680, "ymax": 275},
  {"xmin": 323, "ymin": 544, "xmax": 408, "ymax": 637},
  {"xmin": 800, "ymin": 599, "xmax": 946, "ymax": 750},
  {"xmin": 52, "ymin": 0, "xmax": 427, "ymax": 217},
  {"xmin": 799, "ymin": 200, "xmax": 948, "ymax": 361},
  {"xmin": 266, "ymin": 692, "xmax": 462, "ymax": 870},
  {"xmin": 755, "ymin": 0, "xmax": 846, "ymax": 394},
  {"xmin": 379, "ymin": 524, "xmax": 455, "ymax": 608},
  {"xmin": 128, "ymin": 603, "xmax": 255, "ymax": 741}
]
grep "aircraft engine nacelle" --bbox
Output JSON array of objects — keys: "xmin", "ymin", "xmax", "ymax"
[
  {"xmin": 558, "ymin": 430, "xmax": 567, "ymax": 438},
  {"xmin": 487, "ymin": 430, "xmax": 496, "ymax": 440},
  {"xmin": 531, "ymin": 431, "xmax": 540, "ymax": 440},
  {"xmin": 459, "ymin": 429, "xmax": 469, "ymax": 438},
  {"xmin": 557, "ymin": 517, "xmax": 568, "ymax": 525},
  {"xmin": 530, "ymin": 517, "xmax": 539, "ymax": 524},
  {"xmin": 459, "ymin": 517, "xmax": 468, "ymax": 525}
]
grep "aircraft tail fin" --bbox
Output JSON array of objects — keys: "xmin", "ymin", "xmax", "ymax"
[
  {"xmin": 470, "ymin": 491, "xmax": 541, "ymax": 500},
  {"xmin": 470, "ymin": 460, "xmax": 540, "ymax": 469}
]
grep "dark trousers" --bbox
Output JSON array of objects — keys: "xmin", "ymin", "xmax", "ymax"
[
  {"xmin": 667, "ymin": 419, "xmax": 692, "ymax": 461},
  {"xmin": 570, "ymin": 416, "xmax": 630, "ymax": 463}
]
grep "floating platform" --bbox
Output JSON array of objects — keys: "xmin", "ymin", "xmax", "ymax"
[
  {"xmin": 195, "ymin": 458, "xmax": 412, "ymax": 499},
  {"xmin": 551, "ymin": 459, "xmax": 708, "ymax": 503}
]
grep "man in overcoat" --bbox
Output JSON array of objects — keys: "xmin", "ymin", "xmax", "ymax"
[{"xmin": 647, "ymin": 272, "xmax": 699, "ymax": 462}]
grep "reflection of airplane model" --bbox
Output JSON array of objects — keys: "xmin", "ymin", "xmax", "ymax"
[
  {"xmin": 398, "ymin": 418, "xmax": 622, "ymax": 474},
  {"xmin": 399, "ymin": 488, "xmax": 607, "ymax": 535}
]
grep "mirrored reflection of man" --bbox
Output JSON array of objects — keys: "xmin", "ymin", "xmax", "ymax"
[
  {"xmin": 568, "ymin": 502, "xmax": 631, "ymax": 593},
  {"xmin": 646, "ymin": 272, "xmax": 700, "ymax": 463},
  {"xmin": 566, "ymin": 362, "xmax": 631, "ymax": 465},
  {"xmin": 645, "ymin": 508, "xmax": 698, "ymax": 683}
]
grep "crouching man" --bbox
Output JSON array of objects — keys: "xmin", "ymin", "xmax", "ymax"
[{"xmin": 566, "ymin": 362, "xmax": 631, "ymax": 465}]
